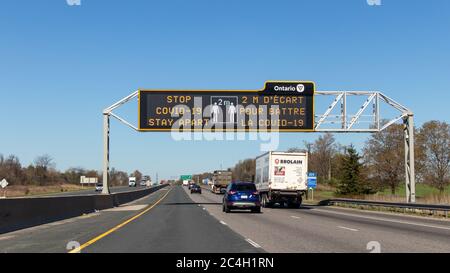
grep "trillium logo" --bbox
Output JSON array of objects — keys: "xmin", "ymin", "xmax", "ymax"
[
  {"xmin": 275, "ymin": 159, "xmax": 280, "ymax": 164},
  {"xmin": 273, "ymin": 84, "xmax": 306, "ymax": 93}
]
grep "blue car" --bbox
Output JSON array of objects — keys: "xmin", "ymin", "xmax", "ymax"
[{"xmin": 222, "ymin": 182, "xmax": 261, "ymax": 213}]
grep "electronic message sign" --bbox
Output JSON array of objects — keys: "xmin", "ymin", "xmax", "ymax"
[{"xmin": 138, "ymin": 81, "xmax": 315, "ymax": 132}]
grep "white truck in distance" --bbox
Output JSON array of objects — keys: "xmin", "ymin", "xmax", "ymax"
[
  {"xmin": 128, "ymin": 176, "xmax": 137, "ymax": 187},
  {"xmin": 255, "ymin": 151, "xmax": 308, "ymax": 208}
]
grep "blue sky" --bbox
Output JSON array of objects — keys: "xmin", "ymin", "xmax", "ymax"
[{"xmin": 1, "ymin": 0, "xmax": 449, "ymax": 181}]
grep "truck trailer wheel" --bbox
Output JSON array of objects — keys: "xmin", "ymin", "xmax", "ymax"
[{"xmin": 288, "ymin": 198, "xmax": 302, "ymax": 209}]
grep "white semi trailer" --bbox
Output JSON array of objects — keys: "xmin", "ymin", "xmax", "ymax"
[{"xmin": 255, "ymin": 151, "xmax": 308, "ymax": 208}]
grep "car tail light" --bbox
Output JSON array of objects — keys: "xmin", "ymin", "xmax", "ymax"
[{"xmin": 229, "ymin": 190, "xmax": 237, "ymax": 195}]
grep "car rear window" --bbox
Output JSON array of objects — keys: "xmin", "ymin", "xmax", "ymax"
[{"xmin": 234, "ymin": 184, "xmax": 256, "ymax": 191}]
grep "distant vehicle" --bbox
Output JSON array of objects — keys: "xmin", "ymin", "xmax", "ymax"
[
  {"xmin": 182, "ymin": 180, "xmax": 189, "ymax": 187},
  {"xmin": 139, "ymin": 175, "xmax": 152, "ymax": 187},
  {"xmin": 95, "ymin": 183, "xmax": 103, "ymax": 192},
  {"xmin": 128, "ymin": 177, "xmax": 137, "ymax": 187},
  {"xmin": 188, "ymin": 180, "xmax": 196, "ymax": 189},
  {"xmin": 142, "ymin": 175, "xmax": 151, "ymax": 187},
  {"xmin": 190, "ymin": 184, "xmax": 202, "ymax": 194},
  {"xmin": 223, "ymin": 182, "xmax": 260, "ymax": 213},
  {"xmin": 211, "ymin": 170, "xmax": 233, "ymax": 194},
  {"xmin": 255, "ymin": 151, "xmax": 308, "ymax": 208}
]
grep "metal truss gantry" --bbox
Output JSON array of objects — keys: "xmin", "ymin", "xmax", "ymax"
[
  {"xmin": 314, "ymin": 91, "xmax": 415, "ymax": 203},
  {"xmin": 102, "ymin": 90, "xmax": 415, "ymax": 203}
]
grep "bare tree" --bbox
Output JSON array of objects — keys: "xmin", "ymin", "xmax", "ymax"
[
  {"xmin": 232, "ymin": 159, "xmax": 256, "ymax": 182},
  {"xmin": 0, "ymin": 154, "xmax": 25, "ymax": 185},
  {"xmin": 132, "ymin": 170, "xmax": 143, "ymax": 182},
  {"xmin": 302, "ymin": 141, "xmax": 313, "ymax": 155},
  {"xmin": 311, "ymin": 133, "xmax": 337, "ymax": 182},
  {"xmin": 33, "ymin": 154, "xmax": 56, "ymax": 185},
  {"xmin": 363, "ymin": 124, "xmax": 404, "ymax": 194},
  {"xmin": 62, "ymin": 167, "xmax": 86, "ymax": 184},
  {"xmin": 34, "ymin": 154, "xmax": 55, "ymax": 170},
  {"xmin": 418, "ymin": 121, "xmax": 450, "ymax": 193},
  {"xmin": 287, "ymin": 147, "xmax": 306, "ymax": 153}
]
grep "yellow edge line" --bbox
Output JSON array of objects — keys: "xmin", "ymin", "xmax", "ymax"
[{"xmin": 69, "ymin": 187, "xmax": 172, "ymax": 253}]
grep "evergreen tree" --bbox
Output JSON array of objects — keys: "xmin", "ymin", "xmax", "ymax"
[{"xmin": 337, "ymin": 145, "xmax": 363, "ymax": 195}]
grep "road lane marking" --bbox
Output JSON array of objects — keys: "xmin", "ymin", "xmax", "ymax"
[
  {"xmin": 68, "ymin": 187, "xmax": 173, "ymax": 253},
  {"xmin": 103, "ymin": 205, "xmax": 148, "ymax": 212},
  {"xmin": 246, "ymin": 238, "xmax": 261, "ymax": 248},
  {"xmin": 313, "ymin": 208, "xmax": 450, "ymax": 231},
  {"xmin": 220, "ymin": 221, "xmax": 228, "ymax": 226},
  {"xmin": 338, "ymin": 226, "xmax": 359, "ymax": 232},
  {"xmin": 0, "ymin": 235, "xmax": 15, "ymax": 241},
  {"xmin": 291, "ymin": 216, "xmax": 301, "ymax": 219}
]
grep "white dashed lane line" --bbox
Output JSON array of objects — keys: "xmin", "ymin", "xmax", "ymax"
[
  {"xmin": 338, "ymin": 226, "xmax": 359, "ymax": 232},
  {"xmin": 246, "ymin": 238, "xmax": 261, "ymax": 248}
]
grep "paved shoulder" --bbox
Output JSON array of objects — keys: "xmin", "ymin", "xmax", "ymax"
[{"xmin": 0, "ymin": 187, "xmax": 170, "ymax": 253}]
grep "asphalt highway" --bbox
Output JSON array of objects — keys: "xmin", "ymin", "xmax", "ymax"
[
  {"xmin": 189, "ymin": 186, "xmax": 450, "ymax": 253},
  {"xmin": 0, "ymin": 185, "xmax": 261, "ymax": 253},
  {"xmin": 0, "ymin": 185, "xmax": 449, "ymax": 253}
]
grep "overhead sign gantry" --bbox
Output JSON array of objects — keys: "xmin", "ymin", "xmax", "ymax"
[{"xmin": 102, "ymin": 81, "xmax": 416, "ymax": 203}]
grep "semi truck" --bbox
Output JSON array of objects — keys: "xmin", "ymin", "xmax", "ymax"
[
  {"xmin": 211, "ymin": 170, "xmax": 233, "ymax": 194},
  {"xmin": 128, "ymin": 176, "xmax": 137, "ymax": 187},
  {"xmin": 255, "ymin": 151, "xmax": 308, "ymax": 208}
]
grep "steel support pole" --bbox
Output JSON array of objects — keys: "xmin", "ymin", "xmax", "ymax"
[
  {"xmin": 404, "ymin": 114, "xmax": 415, "ymax": 203},
  {"xmin": 102, "ymin": 113, "xmax": 111, "ymax": 194}
]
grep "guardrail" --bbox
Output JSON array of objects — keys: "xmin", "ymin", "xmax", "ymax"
[
  {"xmin": 0, "ymin": 184, "xmax": 169, "ymax": 234},
  {"xmin": 319, "ymin": 198, "xmax": 450, "ymax": 217}
]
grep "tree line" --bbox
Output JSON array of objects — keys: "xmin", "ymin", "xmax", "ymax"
[
  {"xmin": 0, "ymin": 154, "xmax": 144, "ymax": 187},
  {"xmin": 231, "ymin": 120, "xmax": 450, "ymax": 195}
]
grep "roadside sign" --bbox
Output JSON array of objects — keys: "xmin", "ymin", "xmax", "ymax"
[
  {"xmin": 80, "ymin": 176, "xmax": 98, "ymax": 184},
  {"xmin": 180, "ymin": 175, "xmax": 192, "ymax": 181},
  {"xmin": 138, "ymin": 81, "xmax": 315, "ymax": 132},
  {"xmin": 0, "ymin": 179, "xmax": 8, "ymax": 189},
  {"xmin": 307, "ymin": 172, "xmax": 317, "ymax": 189}
]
